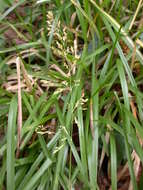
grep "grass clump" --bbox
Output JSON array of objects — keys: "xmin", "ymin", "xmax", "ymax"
[{"xmin": 0, "ymin": 0, "xmax": 143, "ymax": 189}]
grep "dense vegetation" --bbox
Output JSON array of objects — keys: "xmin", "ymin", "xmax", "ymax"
[{"xmin": 0, "ymin": 0, "xmax": 143, "ymax": 189}]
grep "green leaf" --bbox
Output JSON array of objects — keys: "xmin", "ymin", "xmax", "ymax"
[
  {"xmin": 7, "ymin": 96, "xmax": 17, "ymax": 190},
  {"xmin": 110, "ymin": 134, "xmax": 117, "ymax": 190},
  {"xmin": 23, "ymin": 158, "xmax": 52, "ymax": 190}
]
